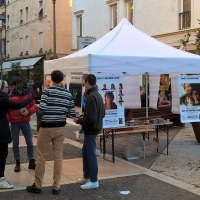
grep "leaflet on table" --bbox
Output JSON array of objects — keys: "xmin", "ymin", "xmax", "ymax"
[
  {"xmin": 96, "ymin": 74, "xmax": 125, "ymax": 128},
  {"xmin": 178, "ymin": 75, "xmax": 200, "ymax": 123}
]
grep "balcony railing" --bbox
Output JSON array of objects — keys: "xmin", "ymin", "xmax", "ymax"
[{"xmin": 179, "ymin": 11, "xmax": 191, "ymax": 30}]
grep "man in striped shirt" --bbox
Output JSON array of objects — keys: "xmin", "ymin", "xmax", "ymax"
[{"xmin": 27, "ymin": 70, "xmax": 75, "ymax": 195}]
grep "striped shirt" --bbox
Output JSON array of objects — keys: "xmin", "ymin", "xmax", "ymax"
[{"xmin": 38, "ymin": 85, "xmax": 76, "ymax": 127}]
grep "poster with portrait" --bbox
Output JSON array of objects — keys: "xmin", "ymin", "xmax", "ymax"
[
  {"xmin": 178, "ymin": 75, "xmax": 200, "ymax": 123},
  {"xmin": 69, "ymin": 74, "xmax": 83, "ymax": 115},
  {"xmin": 96, "ymin": 75, "xmax": 125, "ymax": 128}
]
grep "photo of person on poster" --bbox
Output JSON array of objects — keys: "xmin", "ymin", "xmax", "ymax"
[
  {"xmin": 111, "ymin": 83, "xmax": 116, "ymax": 90},
  {"xmin": 118, "ymin": 90, "xmax": 124, "ymax": 96},
  {"xmin": 104, "ymin": 91, "xmax": 117, "ymax": 110},
  {"xmin": 102, "ymin": 84, "xmax": 107, "ymax": 90}
]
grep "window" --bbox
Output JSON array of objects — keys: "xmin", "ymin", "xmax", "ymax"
[
  {"xmin": 6, "ymin": 41, "xmax": 10, "ymax": 57},
  {"xmin": 25, "ymin": 7, "xmax": 28, "ymax": 22},
  {"xmin": 110, "ymin": 4, "xmax": 117, "ymax": 29},
  {"xmin": 20, "ymin": 9, "xmax": 23, "ymax": 24},
  {"xmin": 7, "ymin": 15, "xmax": 9, "ymax": 29},
  {"xmin": 20, "ymin": 38, "xmax": 23, "ymax": 54},
  {"xmin": 38, "ymin": 32, "xmax": 43, "ymax": 52},
  {"xmin": 39, "ymin": 1, "xmax": 43, "ymax": 18},
  {"xmin": 35, "ymin": 1, "xmax": 43, "ymax": 17},
  {"xmin": 25, "ymin": 36, "xmax": 29, "ymax": 53},
  {"xmin": 183, "ymin": 0, "xmax": 191, "ymax": 12},
  {"xmin": 126, "ymin": 1, "xmax": 133, "ymax": 24},
  {"xmin": 76, "ymin": 15, "xmax": 82, "ymax": 37}
]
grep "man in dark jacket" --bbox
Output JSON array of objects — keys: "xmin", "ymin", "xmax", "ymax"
[
  {"xmin": 0, "ymin": 80, "xmax": 33, "ymax": 189},
  {"xmin": 74, "ymin": 74, "xmax": 105, "ymax": 190},
  {"xmin": 27, "ymin": 79, "xmax": 34, "ymax": 93}
]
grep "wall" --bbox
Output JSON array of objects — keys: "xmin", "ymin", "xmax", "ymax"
[{"xmin": 6, "ymin": 0, "xmax": 72, "ymax": 59}]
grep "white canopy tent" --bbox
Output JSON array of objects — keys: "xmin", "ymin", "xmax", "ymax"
[{"xmin": 44, "ymin": 18, "xmax": 200, "ymax": 75}]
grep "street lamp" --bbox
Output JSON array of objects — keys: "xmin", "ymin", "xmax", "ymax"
[
  {"xmin": 0, "ymin": 14, "xmax": 5, "ymax": 81},
  {"xmin": 52, "ymin": 0, "xmax": 57, "ymax": 59}
]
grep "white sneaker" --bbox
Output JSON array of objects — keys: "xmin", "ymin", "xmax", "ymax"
[
  {"xmin": 80, "ymin": 181, "xmax": 99, "ymax": 190},
  {"xmin": 0, "ymin": 177, "xmax": 13, "ymax": 189},
  {"xmin": 75, "ymin": 131, "xmax": 80, "ymax": 140},
  {"xmin": 77, "ymin": 177, "xmax": 89, "ymax": 184}
]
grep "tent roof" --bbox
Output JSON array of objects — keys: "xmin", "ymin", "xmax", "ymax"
[{"xmin": 44, "ymin": 18, "xmax": 200, "ymax": 74}]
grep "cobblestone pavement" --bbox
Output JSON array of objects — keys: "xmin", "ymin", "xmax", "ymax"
[
  {"xmin": 64, "ymin": 125, "xmax": 181, "ymax": 168},
  {"xmin": 0, "ymin": 174, "xmax": 199, "ymax": 200},
  {"xmin": 6, "ymin": 143, "xmax": 82, "ymax": 165}
]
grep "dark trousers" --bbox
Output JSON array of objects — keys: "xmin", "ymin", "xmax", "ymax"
[
  {"xmin": 82, "ymin": 134, "xmax": 98, "ymax": 182},
  {"xmin": 0, "ymin": 144, "xmax": 8, "ymax": 177}
]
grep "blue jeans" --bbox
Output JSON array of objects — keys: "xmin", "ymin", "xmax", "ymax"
[
  {"xmin": 11, "ymin": 122, "xmax": 34, "ymax": 160},
  {"xmin": 82, "ymin": 134, "xmax": 98, "ymax": 182}
]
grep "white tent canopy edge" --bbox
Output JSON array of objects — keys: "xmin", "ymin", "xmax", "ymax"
[{"xmin": 44, "ymin": 18, "xmax": 200, "ymax": 75}]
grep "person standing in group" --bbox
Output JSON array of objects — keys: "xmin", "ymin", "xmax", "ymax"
[
  {"xmin": 0, "ymin": 80, "xmax": 34, "ymax": 189},
  {"xmin": 26, "ymin": 70, "xmax": 76, "ymax": 195},
  {"xmin": 6, "ymin": 77, "xmax": 37, "ymax": 173},
  {"xmin": 27, "ymin": 80, "xmax": 34, "ymax": 93},
  {"xmin": 35, "ymin": 87, "xmax": 42, "ymax": 104},
  {"xmin": 74, "ymin": 74, "xmax": 105, "ymax": 190}
]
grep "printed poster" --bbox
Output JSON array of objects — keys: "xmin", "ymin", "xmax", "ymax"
[
  {"xmin": 96, "ymin": 75, "xmax": 125, "ymax": 128},
  {"xmin": 69, "ymin": 74, "xmax": 83, "ymax": 115},
  {"xmin": 178, "ymin": 75, "xmax": 200, "ymax": 123}
]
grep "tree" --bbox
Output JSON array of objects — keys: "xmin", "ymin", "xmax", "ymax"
[
  {"xmin": 194, "ymin": 19, "xmax": 200, "ymax": 55},
  {"xmin": 31, "ymin": 65, "xmax": 44, "ymax": 89},
  {"xmin": 3, "ymin": 62, "xmax": 28, "ymax": 85},
  {"xmin": 178, "ymin": 31, "xmax": 191, "ymax": 51}
]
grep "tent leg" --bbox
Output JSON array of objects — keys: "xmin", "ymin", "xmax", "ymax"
[{"xmin": 145, "ymin": 72, "xmax": 149, "ymax": 122}]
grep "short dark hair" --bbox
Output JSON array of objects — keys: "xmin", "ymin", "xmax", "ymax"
[
  {"xmin": 105, "ymin": 92, "xmax": 114, "ymax": 101},
  {"xmin": 84, "ymin": 74, "xmax": 96, "ymax": 86},
  {"xmin": 12, "ymin": 77, "xmax": 23, "ymax": 86},
  {"xmin": 51, "ymin": 70, "xmax": 63, "ymax": 83}
]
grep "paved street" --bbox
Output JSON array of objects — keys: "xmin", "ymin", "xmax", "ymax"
[{"xmin": 1, "ymin": 116, "xmax": 200, "ymax": 199}]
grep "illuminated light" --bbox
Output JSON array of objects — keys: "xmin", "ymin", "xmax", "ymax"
[{"xmin": 69, "ymin": 0, "xmax": 72, "ymax": 7}]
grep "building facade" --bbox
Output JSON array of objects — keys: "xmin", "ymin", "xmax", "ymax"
[
  {"xmin": 134, "ymin": 0, "xmax": 200, "ymax": 53},
  {"xmin": 72, "ymin": 0, "xmax": 133, "ymax": 51},
  {"xmin": 2, "ymin": 0, "xmax": 72, "ymax": 72}
]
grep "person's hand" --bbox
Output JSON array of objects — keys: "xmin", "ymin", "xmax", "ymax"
[
  {"xmin": 34, "ymin": 104, "xmax": 39, "ymax": 108},
  {"xmin": 73, "ymin": 118, "xmax": 79, "ymax": 124},
  {"xmin": 21, "ymin": 109, "xmax": 29, "ymax": 116}
]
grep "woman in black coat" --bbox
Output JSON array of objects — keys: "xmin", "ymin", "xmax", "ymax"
[{"xmin": 0, "ymin": 80, "xmax": 33, "ymax": 189}]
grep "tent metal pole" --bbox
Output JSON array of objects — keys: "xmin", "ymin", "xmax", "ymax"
[{"xmin": 145, "ymin": 72, "xmax": 148, "ymax": 120}]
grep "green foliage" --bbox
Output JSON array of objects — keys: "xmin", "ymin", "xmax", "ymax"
[
  {"xmin": 178, "ymin": 31, "xmax": 191, "ymax": 50},
  {"xmin": 44, "ymin": 49, "xmax": 57, "ymax": 60},
  {"xmin": 31, "ymin": 65, "xmax": 44, "ymax": 90},
  {"xmin": 194, "ymin": 19, "xmax": 200, "ymax": 55},
  {"xmin": 3, "ymin": 62, "xmax": 28, "ymax": 85}
]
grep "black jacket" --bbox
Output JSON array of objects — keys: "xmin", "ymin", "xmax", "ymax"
[
  {"xmin": 78, "ymin": 87, "xmax": 105, "ymax": 135},
  {"xmin": 0, "ymin": 91, "xmax": 32, "ymax": 146}
]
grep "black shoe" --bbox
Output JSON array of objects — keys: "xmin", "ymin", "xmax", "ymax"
[
  {"xmin": 52, "ymin": 189, "xmax": 60, "ymax": 195},
  {"xmin": 26, "ymin": 183, "xmax": 42, "ymax": 194}
]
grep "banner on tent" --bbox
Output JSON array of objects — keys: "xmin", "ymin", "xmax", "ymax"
[
  {"xmin": 96, "ymin": 75, "xmax": 125, "ymax": 128},
  {"xmin": 69, "ymin": 74, "xmax": 83, "ymax": 115},
  {"xmin": 178, "ymin": 75, "xmax": 200, "ymax": 123}
]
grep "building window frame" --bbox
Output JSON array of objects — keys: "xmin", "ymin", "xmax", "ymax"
[
  {"xmin": 20, "ymin": 9, "xmax": 23, "ymax": 25},
  {"xmin": 38, "ymin": 32, "xmax": 43, "ymax": 53},
  {"xmin": 25, "ymin": 7, "xmax": 28, "ymax": 22},
  {"xmin": 107, "ymin": 0, "xmax": 119, "ymax": 30},
  {"xmin": 125, "ymin": 1, "xmax": 133, "ymax": 24},
  {"xmin": 19, "ymin": 38, "xmax": 23, "ymax": 56},
  {"xmin": 25, "ymin": 36, "xmax": 29, "ymax": 54},
  {"xmin": 6, "ymin": 41, "xmax": 10, "ymax": 58}
]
